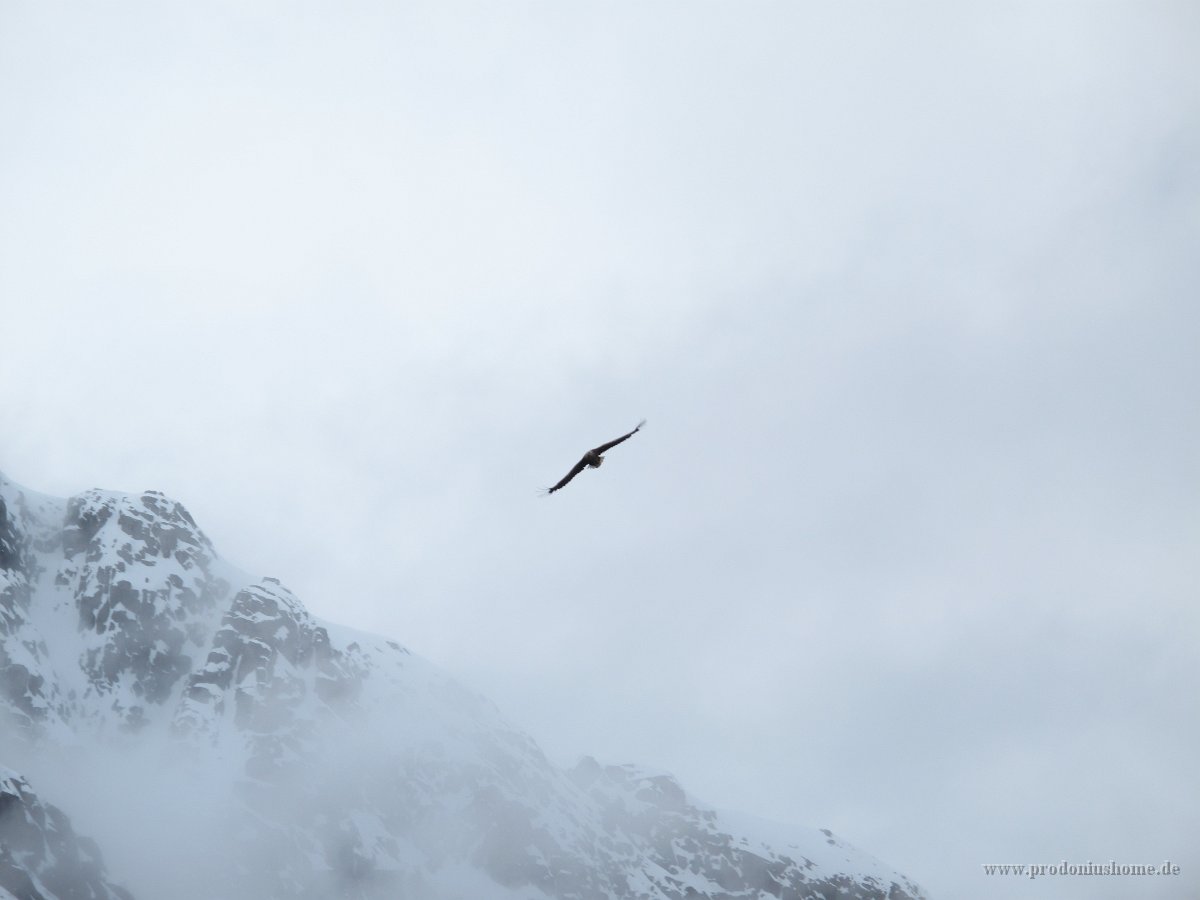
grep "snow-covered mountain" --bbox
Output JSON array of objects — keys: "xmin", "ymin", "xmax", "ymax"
[{"xmin": 0, "ymin": 471, "xmax": 926, "ymax": 900}]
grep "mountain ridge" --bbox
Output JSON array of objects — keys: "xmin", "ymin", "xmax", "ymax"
[{"xmin": 0, "ymin": 470, "xmax": 926, "ymax": 900}]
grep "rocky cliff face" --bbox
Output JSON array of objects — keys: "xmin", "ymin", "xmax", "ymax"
[
  {"xmin": 57, "ymin": 487, "xmax": 230, "ymax": 730},
  {"xmin": 0, "ymin": 767, "xmax": 132, "ymax": 900},
  {"xmin": 0, "ymin": 488, "xmax": 63, "ymax": 737},
  {"xmin": 0, "ymin": 471, "xmax": 926, "ymax": 900},
  {"xmin": 1, "ymin": 480, "xmax": 231, "ymax": 740}
]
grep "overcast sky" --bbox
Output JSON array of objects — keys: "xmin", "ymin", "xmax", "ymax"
[{"xmin": 2, "ymin": 3, "xmax": 1198, "ymax": 897}]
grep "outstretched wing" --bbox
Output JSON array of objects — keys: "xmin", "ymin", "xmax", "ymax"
[
  {"xmin": 545, "ymin": 457, "xmax": 589, "ymax": 494},
  {"xmin": 589, "ymin": 419, "xmax": 647, "ymax": 455}
]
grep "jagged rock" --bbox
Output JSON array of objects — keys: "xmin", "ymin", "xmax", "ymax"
[
  {"xmin": 56, "ymin": 487, "xmax": 230, "ymax": 728},
  {"xmin": 0, "ymin": 766, "xmax": 133, "ymax": 900},
  {"xmin": 173, "ymin": 576, "xmax": 365, "ymax": 785}
]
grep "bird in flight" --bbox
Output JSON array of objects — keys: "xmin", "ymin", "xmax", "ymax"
[{"xmin": 543, "ymin": 420, "xmax": 646, "ymax": 494}]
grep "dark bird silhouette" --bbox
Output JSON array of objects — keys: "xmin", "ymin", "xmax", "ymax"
[{"xmin": 544, "ymin": 420, "xmax": 646, "ymax": 494}]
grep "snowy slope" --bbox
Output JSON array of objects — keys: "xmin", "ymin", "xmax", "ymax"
[{"xmin": 0, "ymin": 471, "xmax": 926, "ymax": 900}]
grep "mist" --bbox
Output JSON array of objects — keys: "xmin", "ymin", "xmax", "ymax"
[{"xmin": 3, "ymin": 2, "xmax": 1199, "ymax": 898}]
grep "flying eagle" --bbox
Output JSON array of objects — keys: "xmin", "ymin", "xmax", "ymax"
[{"xmin": 543, "ymin": 420, "xmax": 646, "ymax": 494}]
